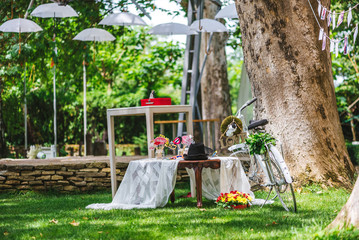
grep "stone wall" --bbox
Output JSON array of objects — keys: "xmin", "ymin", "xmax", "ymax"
[{"xmin": 0, "ymin": 159, "xmax": 189, "ymax": 193}]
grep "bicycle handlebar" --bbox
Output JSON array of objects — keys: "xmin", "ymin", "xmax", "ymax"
[{"xmin": 238, "ymin": 97, "xmax": 257, "ymax": 114}]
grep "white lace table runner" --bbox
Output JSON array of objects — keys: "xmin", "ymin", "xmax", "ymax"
[
  {"xmin": 86, "ymin": 159, "xmax": 179, "ymax": 210},
  {"xmin": 187, "ymin": 157, "xmax": 254, "ymax": 200}
]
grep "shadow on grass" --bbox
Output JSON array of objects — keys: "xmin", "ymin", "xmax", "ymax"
[{"xmin": 0, "ymin": 183, "xmax": 352, "ymax": 239}]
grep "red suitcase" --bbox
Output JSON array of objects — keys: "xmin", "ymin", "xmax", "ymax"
[{"xmin": 141, "ymin": 98, "xmax": 171, "ymax": 106}]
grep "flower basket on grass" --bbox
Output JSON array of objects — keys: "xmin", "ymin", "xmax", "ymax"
[{"xmin": 216, "ymin": 191, "xmax": 252, "ymax": 210}]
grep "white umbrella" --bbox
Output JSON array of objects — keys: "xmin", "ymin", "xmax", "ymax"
[
  {"xmin": 73, "ymin": 28, "xmax": 115, "ymax": 156},
  {"xmin": 0, "ymin": 18, "xmax": 43, "ymax": 32},
  {"xmin": 148, "ymin": 23, "xmax": 198, "ymax": 35},
  {"xmin": 99, "ymin": 12, "xmax": 147, "ymax": 26},
  {"xmin": 0, "ymin": 18, "xmax": 43, "ymax": 152},
  {"xmin": 190, "ymin": 18, "xmax": 228, "ymax": 33},
  {"xmin": 73, "ymin": 28, "xmax": 116, "ymax": 41},
  {"xmin": 31, "ymin": 3, "xmax": 78, "ymax": 18},
  {"xmin": 215, "ymin": 4, "xmax": 238, "ymax": 19},
  {"xmin": 31, "ymin": 3, "xmax": 78, "ymax": 157}
]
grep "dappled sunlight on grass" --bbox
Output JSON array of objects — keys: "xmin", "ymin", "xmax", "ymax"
[{"xmin": 0, "ymin": 183, "xmax": 357, "ymax": 239}]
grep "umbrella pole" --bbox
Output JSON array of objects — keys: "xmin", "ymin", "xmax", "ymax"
[
  {"xmin": 24, "ymin": 62, "xmax": 27, "ymax": 153},
  {"xmin": 53, "ymin": 64, "xmax": 57, "ymax": 157},
  {"xmin": 83, "ymin": 54, "xmax": 87, "ymax": 156}
]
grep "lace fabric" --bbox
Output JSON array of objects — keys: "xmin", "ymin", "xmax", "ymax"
[
  {"xmin": 86, "ymin": 159, "xmax": 179, "ymax": 210},
  {"xmin": 187, "ymin": 157, "xmax": 254, "ymax": 200}
]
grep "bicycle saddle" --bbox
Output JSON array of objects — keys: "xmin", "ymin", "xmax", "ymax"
[{"xmin": 248, "ymin": 119, "xmax": 268, "ymax": 130}]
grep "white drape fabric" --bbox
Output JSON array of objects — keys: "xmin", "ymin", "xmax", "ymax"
[
  {"xmin": 86, "ymin": 159, "xmax": 179, "ymax": 210},
  {"xmin": 187, "ymin": 157, "xmax": 254, "ymax": 200}
]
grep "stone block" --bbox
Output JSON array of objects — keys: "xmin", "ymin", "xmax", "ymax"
[
  {"xmin": 36, "ymin": 175, "xmax": 51, "ymax": 180},
  {"xmin": 7, "ymin": 165, "xmax": 34, "ymax": 171},
  {"xmin": 58, "ymin": 180, "xmax": 70, "ymax": 185},
  {"xmin": 86, "ymin": 162, "xmax": 108, "ymax": 169},
  {"xmin": 0, "ymin": 171, "xmax": 19, "ymax": 176},
  {"xmin": 56, "ymin": 171, "xmax": 74, "ymax": 176},
  {"xmin": 29, "ymin": 180, "xmax": 43, "ymax": 185},
  {"xmin": 88, "ymin": 182, "xmax": 103, "ymax": 187},
  {"xmin": 21, "ymin": 181, "xmax": 29, "ymax": 184},
  {"xmin": 103, "ymin": 183, "xmax": 111, "ymax": 187},
  {"xmin": 35, "ymin": 165, "xmax": 62, "ymax": 170},
  {"xmin": 80, "ymin": 186, "xmax": 93, "ymax": 191},
  {"xmin": 101, "ymin": 168, "xmax": 111, "ymax": 173},
  {"xmin": 84, "ymin": 177, "xmax": 93, "ymax": 182},
  {"xmin": 0, "ymin": 181, "xmax": 3, "ymax": 184},
  {"xmin": 61, "ymin": 167, "xmax": 66, "ymax": 171},
  {"xmin": 51, "ymin": 175, "xmax": 63, "ymax": 180},
  {"xmin": 18, "ymin": 176, "xmax": 35, "ymax": 181},
  {"xmin": 21, "ymin": 170, "xmax": 42, "ymax": 176},
  {"xmin": 73, "ymin": 181, "xmax": 87, "ymax": 186},
  {"xmin": 0, "ymin": 184, "xmax": 12, "ymax": 189},
  {"xmin": 68, "ymin": 177, "xmax": 83, "ymax": 181},
  {"xmin": 42, "ymin": 171, "xmax": 55, "ymax": 175},
  {"xmin": 17, "ymin": 185, "xmax": 31, "ymax": 190},
  {"xmin": 64, "ymin": 185, "xmax": 79, "ymax": 191},
  {"xmin": 0, "ymin": 176, "xmax": 6, "ymax": 181},
  {"xmin": 51, "ymin": 185, "xmax": 64, "ymax": 191},
  {"xmin": 32, "ymin": 186, "xmax": 46, "ymax": 191},
  {"xmin": 5, "ymin": 180, "xmax": 20, "ymax": 185},
  {"xmin": 76, "ymin": 172, "xmax": 107, "ymax": 177},
  {"xmin": 96, "ymin": 178, "xmax": 111, "ymax": 183},
  {"xmin": 116, "ymin": 162, "xmax": 129, "ymax": 168},
  {"xmin": 63, "ymin": 164, "xmax": 86, "ymax": 169},
  {"xmin": 79, "ymin": 168, "xmax": 99, "ymax": 172},
  {"xmin": 116, "ymin": 176, "xmax": 123, "ymax": 181},
  {"xmin": 0, "ymin": 164, "xmax": 6, "ymax": 170}
]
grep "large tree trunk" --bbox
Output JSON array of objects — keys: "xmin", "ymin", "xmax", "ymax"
[
  {"xmin": 328, "ymin": 177, "xmax": 359, "ymax": 229},
  {"xmin": 235, "ymin": 0, "xmax": 355, "ymax": 187},
  {"xmin": 200, "ymin": 0, "xmax": 232, "ymax": 150}
]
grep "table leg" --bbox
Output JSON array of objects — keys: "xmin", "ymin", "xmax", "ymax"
[
  {"xmin": 194, "ymin": 165, "xmax": 203, "ymax": 208},
  {"xmin": 170, "ymin": 189, "xmax": 175, "ymax": 203}
]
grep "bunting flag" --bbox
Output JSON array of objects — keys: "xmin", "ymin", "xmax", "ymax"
[
  {"xmin": 330, "ymin": 40, "xmax": 335, "ymax": 52},
  {"xmin": 319, "ymin": 28, "xmax": 324, "ymax": 40},
  {"xmin": 348, "ymin": 8, "xmax": 352, "ymax": 27},
  {"xmin": 354, "ymin": 25, "xmax": 358, "ymax": 46},
  {"xmin": 327, "ymin": 13, "xmax": 332, "ymax": 27},
  {"xmin": 321, "ymin": 7, "xmax": 327, "ymax": 20},
  {"xmin": 310, "ymin": 0, "xmax": 359, "ymax": 57},
  {"xmin": 337, "ymin": 11, "xmax": 344, "ymax": 27}
]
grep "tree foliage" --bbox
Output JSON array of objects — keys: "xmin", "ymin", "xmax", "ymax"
[{"xmin": 0, "ymin": 0, "xmax": 183, "ymax": 157}]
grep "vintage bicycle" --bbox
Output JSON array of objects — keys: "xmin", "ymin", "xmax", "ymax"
[{"xmin": 227, "ymin": 98, "xmax": 297, "ymax": 212}]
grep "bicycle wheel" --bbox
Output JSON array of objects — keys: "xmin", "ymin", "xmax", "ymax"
[{"xmin": 267, "ymin": 148, "xmax": 297, "ymax": 213}]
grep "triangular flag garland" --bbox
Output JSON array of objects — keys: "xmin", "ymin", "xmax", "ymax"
[{"xmin": 309, "ymin": 0, "xmax": 359, "ymax": 55}]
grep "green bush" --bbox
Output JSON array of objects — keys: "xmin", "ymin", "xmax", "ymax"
[{"xmin": 346, "ymin": 143, "xmax": 359, "ymax": 166}]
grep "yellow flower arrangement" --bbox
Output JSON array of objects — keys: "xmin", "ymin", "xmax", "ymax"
[{"xmin": 216, "ymin": 191, "xmax": 252, "ymax": 209}]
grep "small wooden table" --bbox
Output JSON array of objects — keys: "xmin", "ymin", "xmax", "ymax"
[
  {"xmin": 107, "ymin": 105, "xmax": 193, "ymax": 198},
  {"xmin": 171, "ymin": 159, "xmax": 221, "ymax": 208}
]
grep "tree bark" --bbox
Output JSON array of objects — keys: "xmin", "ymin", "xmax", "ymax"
[
  {"xmin": 235, "ymin": 0, "xmax": 355, "ymax": 187},
  {"xmin": 328, "ymin": 177, "xmax": 359, "ymax": 229},
  {"xmin": 200, "ymin": 0, "xmax": 232, "ymax": 150}
]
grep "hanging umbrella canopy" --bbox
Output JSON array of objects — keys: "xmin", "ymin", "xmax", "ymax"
[
  {"xmin": 73, "ymin": 28, "xmax": 115, "ymax": 42},
  {"xmin": 31, "ymin": 3, "xmax": 78, "ymax": 18},
  {"xmin": 0, "ymin": 18, "xmax": 43, "ymax": 33},
  {"xmin": 99, "ymin": 12, "xmax": 147, "ymax": 26},
  {"xmin": 190, "ymin": 19, "xmax": 228, "ymax": 33},
  {"xmin": 215, "ymin": 4, "xmax": 238, "ymax": 19},
  {"xmin": 148, "ymin": 23, "xmax": 198, "ymax": 35}
]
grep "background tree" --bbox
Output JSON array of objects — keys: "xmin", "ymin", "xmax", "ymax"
[
  {"xmin": 235, "ymin": 0, "xmax": 355, "ymax": 187},
  {"xmin": 200, "ymin": 0, "xmax": 232, "ymax": 149}
]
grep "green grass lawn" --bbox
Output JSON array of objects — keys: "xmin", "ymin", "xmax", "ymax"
[{"xmin": 0, "ymin": 183, "xmax": 358, "ymax": 240}]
